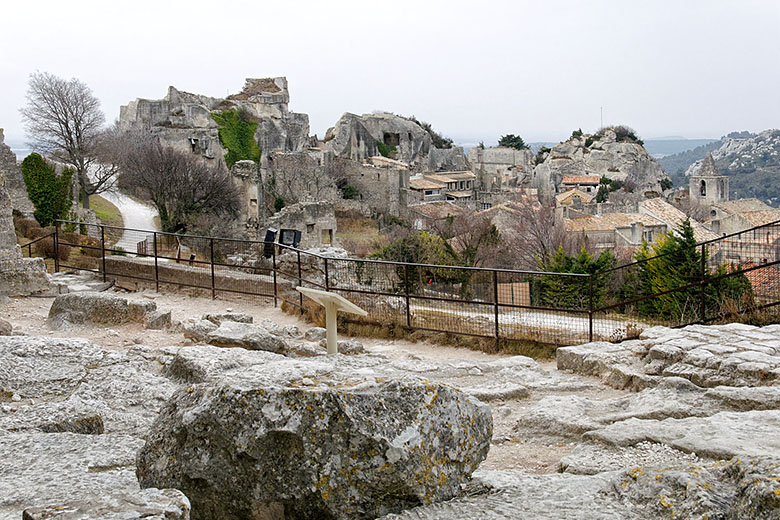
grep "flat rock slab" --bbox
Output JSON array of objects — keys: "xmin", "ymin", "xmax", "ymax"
[
  {"xmin": 381, "ymin": 470, "xmax": 651, "ymax": 519},
  {"xmin": 206, "ymin": 320, "xmax": 288, "ymax": 353},
  {"xmin": 384, "ymin": 457, "xmax": 780, "ymax": 519},
  {"xmin": 586, "ymin": 409, "xmax": 780, "ymax": 459},
  {"xmin": 0, "ymin": 336, "xmax": 104, "ymax": 399},
  {"xmin": 22, "ymin": 489, "xmax": 190, "ymax": 520},
  {"xmin": 0, "ymin": 433, "xmax": 144, "ymax": 520},
  {"xmin": 558, "ymin": 324, "xmax": 780, "ymax": 389}
]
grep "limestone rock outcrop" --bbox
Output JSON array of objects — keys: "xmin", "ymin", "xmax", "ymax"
[
  {"xmin": 532, "ymin": 128, "xmax": 670, "ymax": 200},
  {"xmin": 119, "ymin": 77, "xmax": 310, "ymax": 161},
  {"xmin": 325, "ymin": 112, "xmax": 468, "ymax": 171},
  {"xmin": 0, "ymin": 128, "xmax": 34, "ymax": 217},
  {"xmin": 557, "ymin": 323, "xmax": 780, "ymax": 390},
  {"xmin": 137, "ymin": 377, "xmax": 492, "ymax": 520},
  {"xmin": 0, "ymin": 178, "xmax": 52, "ymax": 297}
]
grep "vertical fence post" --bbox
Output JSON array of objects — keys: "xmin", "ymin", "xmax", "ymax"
[
  {"xmin": 588, "ymin": 274, "xmax": 594, "ymax": 342},
  {"xmin": 153, "ymin": 232, "xmax": 159, "ymax": 293},
  {"xmin": 297, "ymin": 250, "xmax": 303, "ymax": 315},
  {"xmin": 493, "ymin": 270, "xmax": 500, "ymax": 351},
  {"xmin": 210, "ymin": 238, "xmax": 216, "ymax": 300},
  {"xmin": 100, "ymin": 226, "xmax": 106, "ymax": 283},
  {"xmin": 54, "ymin": 225, "xmax": 60, "ymax": 273},
  {"xmin": 700, "ymin": 244, "xmax": 706, "ymax": 324},
  {"xmin": 324, "ymin": 257, "xmax": 330, "ymax": 291},
  {"xmin": 271, "ymin": 242, "xmax": 278, "ymax": 307},
  {"xmin": 404, "ymin": 263, "xmax": 411, "ymax": 329}
]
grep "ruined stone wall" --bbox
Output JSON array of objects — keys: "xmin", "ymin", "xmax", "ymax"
[
  {"xmin": 231, "ymin": 160, "xmax": 261, "ymax": 235},
  {"xmin": 0, "ymin": 176, "xmax": 51, "ymax": 296},
  {"xmin": 264, "ymin": 201, "xmax": 338, "ymax": 249},
  {"xmin": 0, "ymin": 129, "xmax": 34, "ymax": 217},
  {"xmin": 469, "ymin": 147, "xmax": 535, "ymax": 191},
  {"xmin": 338, "ymin": 162, "xmax": 409, "ymax": 218}
]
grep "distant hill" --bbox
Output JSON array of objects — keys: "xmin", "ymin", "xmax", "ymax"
[
  {"xmin": 682, "ymin": 130, "xmax": 780, "ymax": 206},
  {"xmin": 658, "ymin": 140, "xmax": 724, "ymax": 186},
  {"xmin": 643, "ymin": 138, "xmax": 718, "ymax": 158}
]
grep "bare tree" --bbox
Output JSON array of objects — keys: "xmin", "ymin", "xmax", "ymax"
[
  {"xmin": 120, "ymin": 137, "xmax": 240, "ymax": 233},
  {"xmin": 431, "ymin": 211, "xmax": 503, "ymax": 268},
  {"xmin": 20, "ymin": 72, "xmax": 106, "ymax": 209},
  {"xmin": 509, "ymin": 200, "xmax": 581, "ymax": 269},
  {"xmin": 265, "ymin": 153, "xmax": 339, "ymax": 212}
]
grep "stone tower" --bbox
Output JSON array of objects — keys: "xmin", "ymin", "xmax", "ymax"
[{"xmin": 689, "ymin": 153, "xmax": 728, "ymax": 206}]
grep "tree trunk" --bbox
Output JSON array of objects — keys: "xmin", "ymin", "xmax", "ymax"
[{"xmin": 79, "ymin": 171, "xmax": 90, "ymax": 209}]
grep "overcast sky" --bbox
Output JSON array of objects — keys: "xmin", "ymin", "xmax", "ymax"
[{"xmin": 2, "ymin": 0, "xmax": 779, "ymax": 148}]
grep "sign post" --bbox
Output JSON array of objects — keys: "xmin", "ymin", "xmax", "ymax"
[{"xmin": 296, "ymin": 287, "xmax": 368, "ymax": 355}]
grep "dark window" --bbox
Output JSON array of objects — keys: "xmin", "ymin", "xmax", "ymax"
[
  {"xmin": 700, "ymin": 180, "xmax": 707, "ymax": 197},
  {"xmin": 383, "ymin": 132, "xmax": 400, "ymax": 146}
]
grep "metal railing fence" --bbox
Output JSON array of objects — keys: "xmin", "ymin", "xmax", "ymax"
[{"xmin": 39, "ymin": 218, "xmax": 780, "ymax": 347}]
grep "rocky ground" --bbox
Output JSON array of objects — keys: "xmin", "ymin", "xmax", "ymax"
[{"xmin": 1, "ymin": 271, "xmax": 779, "ymax": 519}]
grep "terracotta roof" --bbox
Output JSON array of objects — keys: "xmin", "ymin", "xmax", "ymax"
[
  {"xmin": 561, "ymin": 175, "xmax": 601, "ymax": 185},
  {"xmin": 446, "ymin": 191, "xmax": 473, "ymax": 198},
  {"xmin": 566, "ymin": 213, "xmax": 664, "ymax": 232},
  {"xmin": 410, "ymin": 178, "xmax": 445, "ymax": 190},
  {"xmin": 555, "ymin": 189, "xmax": 595, "ymax": 204},
  {"xmin": 743, "ymin": 263, "xmax": 780, "ymax": 298},
  {"xmin": 438, "ymin": 171, "xmax": 475, "ymax": 181},
  {"xmin": 424, "ymin": 173, "xmax": 456, "ymax": 184},
  {"xmin": 714, "ymin": 199, "xmax": 773, "ymax": 215},
  {"xmin": 640, "ymin": 198, "xmax": 719, "ymax": 242},
  {"xmin": 409, "ymin": 201, "xmax": 465, "ymax": 220},
  {"xmin": 736, "ymin": 210, "xmax": 780, "ymax": 228}
]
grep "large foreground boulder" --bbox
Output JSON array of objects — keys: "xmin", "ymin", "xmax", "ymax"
[{"xmin": 137, "ymin": 378, "xmax": 492, "ymax": 520}]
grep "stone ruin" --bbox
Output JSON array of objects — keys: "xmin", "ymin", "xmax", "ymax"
[
  {"xmin": 119, "ymin": 77, "xmax": 310, "ymax": 165},
  {"xmin": 324, "ymin": 112, "xmax": 468, "ymax": 172},
  {"xmin": 265, "ymin": 200, "xmax": 339, "ymax": 250},
  {"xmin": 0, "ymin": 128, "xmax": 34, "ymax": 217},
  {"xmin": 0, "ymin": 173, "xmax": 52, "ymax": 297}
]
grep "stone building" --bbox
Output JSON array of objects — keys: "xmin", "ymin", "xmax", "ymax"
[
  {"xmin": 468, "ymin": 146, "xmax": 535, "ymax": 191},
  {"xmin": 264, "ymin": 201, "xmax": 338, "ymax": 250},
  {"xmin": 689, "ymin": 153, "xmax": 729, "ymax": 207},
  {"xmin": 0, "ymin": 129, "xmax": 34, "ymax": 217}
]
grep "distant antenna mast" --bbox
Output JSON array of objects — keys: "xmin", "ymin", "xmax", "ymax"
[{"xmin": 600, "ymin": 106, "xmax": 603, "ymax": 128}]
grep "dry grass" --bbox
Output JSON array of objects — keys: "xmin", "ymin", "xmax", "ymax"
[{"xmin": 335, "ymin": 210, "xmax": 391, "ymax": 258}]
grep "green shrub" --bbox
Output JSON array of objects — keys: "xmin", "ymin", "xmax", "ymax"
[
  {"xmin": 341, "ymin": 185, "xmax": 359, "ymax": 200},
  {"xmin": 80, "ymin": 236, "xmax": 103, "ymax": 258},
  {"xmin": 28, "ymin": 226, "xmax": 56, "ymax": 239},
  {"xmin": 274, "ymin": 197, "xmax": 285, "ymax": 213},
  {"xmin": 16, "ymin": 218, "xmax": 41, "ymax": 239},
  {"xmin": 376, "ymin": 140, "xmax": 397, "ymax": 158},
  {"xmin": 211, "ymin": 109, "xmax": 261, "ymax": 168},
  {"xmin": 33, "ymin": 236, "xmax": 70, "ymax": 260},
  {"xmin": 498, "ymin": 134, "xmax": 528, "ymax": 150},
  {"xmin": 21, "ymin": 153, "xmax": 73, "ymax": 227}
]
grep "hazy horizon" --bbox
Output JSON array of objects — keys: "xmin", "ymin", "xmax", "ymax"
[{"xmin": 2, "ymin": 0, "xmax": 778, "ymax": 150}]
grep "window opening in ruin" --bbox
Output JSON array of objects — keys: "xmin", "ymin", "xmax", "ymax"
[
  {"xmin": 408, "ymin": 132, "xmax": 412, "ymax": 141},
  {"xmin": 322, "ymin": 229, "xmax": 333, "ymax": 245},
  {"xmin": 307, "ymin": 224, "xmax": 314, "ymax": 233},
  {"xmin": 700, "ymin": 180, "xmax": 707, "ymax": 196},
  {"xmin": 190, "ymin": 138, "xmax": 199, "ymax": 153},
  {"xmin": 383, "ymin": 133, "xmax": 400, "ymax": 147},
  {"xmin": 250, "ymin": 199, "xmax": 257, "ymax": 208}
]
